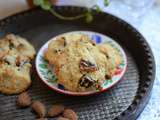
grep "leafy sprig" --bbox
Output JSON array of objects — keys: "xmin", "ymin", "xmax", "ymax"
[
  {"xmin": 33, "ymin": 0, "xmax": 109, "ymax": 22},
  {"xmin": 33, "ymin": 0, "xmax": 51, "ymax": 10},
  {"xmin": 104, "ymin": 0, "xmax": 109, "ymax": 6}
]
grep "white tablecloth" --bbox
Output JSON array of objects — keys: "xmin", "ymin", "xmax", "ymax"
[{"xmin": 0, "ymin": 0, "xmax": 160, "ymax": 119}]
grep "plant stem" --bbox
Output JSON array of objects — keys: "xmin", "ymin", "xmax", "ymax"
[{"xmin": 49, "ymin": 8, "xmax": 86, "ymax": 20}]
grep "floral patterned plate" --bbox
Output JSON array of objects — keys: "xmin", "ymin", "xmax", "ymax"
[{"xmin": 36, "ymin": 31, "xmax": 127, "ymax": 96}]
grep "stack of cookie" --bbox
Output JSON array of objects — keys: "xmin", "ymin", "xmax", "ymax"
[{"xmin": 0, "ymin": 34, "xmax": 35, "ymax": 94}]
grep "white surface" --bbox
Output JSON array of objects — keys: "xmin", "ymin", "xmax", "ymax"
[
  {"xmin": 0, "ymin": 0, "xmax": 160, "ymax": 119},
  {"xmin": 0, "ymin": 0, "xmax": 28, "ymax": 19}
]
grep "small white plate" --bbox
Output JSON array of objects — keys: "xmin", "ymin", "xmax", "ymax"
[{"xmin": 36, "ymin": 31, "xmax": 127, "ymax": 96}]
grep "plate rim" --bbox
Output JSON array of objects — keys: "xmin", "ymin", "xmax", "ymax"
[{"xmin": 35, "ymin": 30, "xmax": 128, "ymax": 96}]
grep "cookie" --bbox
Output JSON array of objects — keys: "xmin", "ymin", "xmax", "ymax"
[
  {"xmin": 0, "ymin": 34, "xmax": 36, "ymax": 59},
  {"xmin": 97, "ymin": 44, "xmax": 122, "ymax": 74},
  {"xmin": 44, "ymin": 34, "xmax": 90, "ymax": 65},
  {"xmin": 45, "ymin": 33, "xmax": 117, "ymax": 92},
  {"xmin": 0, "ymin": 52, "xmax": 31, "ymax": 94},
  {"xmin": 0, "ymin": 34, "xmax": 35, "ymax": 94}
]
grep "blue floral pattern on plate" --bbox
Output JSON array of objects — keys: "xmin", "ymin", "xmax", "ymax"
[{"xmin": 91, "ymin": 34, "xmax": 102, "ymax": 44}]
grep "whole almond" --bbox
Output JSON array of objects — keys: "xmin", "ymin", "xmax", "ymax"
[
  {"xmin": 48, "ymin": 104, "xmax": 64, "ymax": 117},
  {"xmin": 57, "ymin": 116, "xmax": 69, "ymax": 120},
  {"xmin": 17, "ymin": 92, "xmax": 31, "ymax": 107},
  {"xmin": 63, "ymin": 109, "xmax": 78, "ymax": 120},
  {"xmin": 31, "ymin": 101, "xmax": 46, "ymax": 118}
]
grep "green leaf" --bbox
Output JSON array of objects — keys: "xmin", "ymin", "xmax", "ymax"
[
  {"xmin": 108, "ymin": 79, "xmax": 112, "ymax": 83},
  {"xmin": 120, "ymin": 63, "xmax": 125, "ymax": 66},
  {"xmin": 94, "ymin": 5, "xmax": 101, "ymax": 13},
  {"xmin": 47, "ymin": 77, "xmax": 57, "ymax": 84},
  {"xmin": 41, "ymin": 0, "xmax": 52, "ymax": 11},
  {"xmin": 40, "ymin": 56, "xmax": 48, "ymax": 64},
  {"xmin": 85, "ymin": 12, "xmax": 93, "ymax": 23},
  {"xmin": 103, "ymin": 79, "xmax": 112, "ymax": 87},
  {"xmin": 40, "ymin": 70, "xmax": 45, "ymax": 74},
  {"xmin": 47, "ymin": 71, "xmax": 54, "ymax": 79},
  {"xmin": 33, "ymin": 0, "xmax": 51, "ymax": 11},
  {"xmin": 104, "ymin": 0, "xmax": 109, "ymax": 6},
  {"xmin": 39, "ymin": 64, "xmax": 47, "ymax": 69},
  {"xmin": 103, "ymin": 80, "xmax": 108, "ymax": 86},
  {"xmin": 44, "ymin": 76, "xmax": 49, "ymax": 80},
  {"xmin": 33, "ymin": 0, "xmax": 44, "ymax": 6}
]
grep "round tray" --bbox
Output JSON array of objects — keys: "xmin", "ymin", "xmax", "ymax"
[{"xmin": 0, "ymin": 6, "xmax": 155, "ymax": 120}]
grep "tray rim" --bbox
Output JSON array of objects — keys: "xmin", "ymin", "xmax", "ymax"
[{"xmin": 0, "ymin": 6, "xmax": 156, "ymax": 120}]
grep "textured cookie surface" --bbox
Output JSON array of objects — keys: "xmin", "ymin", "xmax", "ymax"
[
  {"xmin": 45, "ymin": 33, "xmax": 121, "ymax": 92},
  {"xmin": 0, "ymin": 34, "xmax": 35, "ymax": 59},
  {"xmin": 0, "ymin": 34, "xmax": 35, "ymax": 94},
  {"xmin": 97, "ymin": 44, "xmax": 122, "ymax": 66}
]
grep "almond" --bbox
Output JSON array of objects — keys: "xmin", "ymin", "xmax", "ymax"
[
  {"xmin": 63, "ymin": 109, "xmax": 78, "ymax": 120},
  {"xmin": 48, "ymin": 104, "xmax": 65, "ymax": 117},
  {"xmin": 57, "ymin": 116, "xmax": 69, "ymax": 120},
  {"xmin": 17, "ymin": 92, "xmax": 31, "ymax": 107},
  {"xmin": 31, "ymin": 101, "xmax": 46, "ymax": 118}
]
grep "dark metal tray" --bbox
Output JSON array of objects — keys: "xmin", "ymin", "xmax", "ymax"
[{"xmin": 0, "ymin": 6, "xmax": 155, "ymax": 120}]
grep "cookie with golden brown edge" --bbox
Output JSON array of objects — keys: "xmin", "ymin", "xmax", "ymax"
[
  {"xmin": 45, "ymin": 33, "xmax": 116, "ymax": 92},
  {"xmin": 0, "ymin": 34, "xmax": 35, "ymax": 94},
  {"xmin": 97, "ymin": 43, "xmax": 122, "ymax": 75}
]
